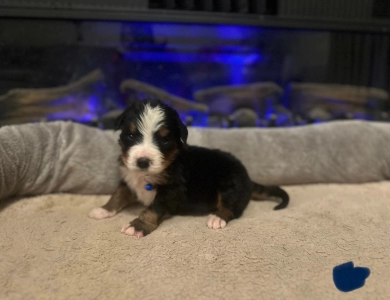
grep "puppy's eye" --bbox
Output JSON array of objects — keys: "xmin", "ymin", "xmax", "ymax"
[
  {"xmin": 161, "ymin": 137, "xmax": 170, "ymax": 145},
  {"xmin": 128, "ymin": 134, "xmax": 135, "ymax": 140}
]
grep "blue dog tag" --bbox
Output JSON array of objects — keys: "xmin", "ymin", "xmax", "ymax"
[{"xmin": 145, "ymin": 183, "xmax": 154, "ymax": 191}]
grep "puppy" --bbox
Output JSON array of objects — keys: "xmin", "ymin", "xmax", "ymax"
[{"xmin": 89, "ymin": 100, "xmax": 289, "ymax": 238}]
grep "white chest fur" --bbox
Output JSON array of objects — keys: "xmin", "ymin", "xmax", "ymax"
[{"xmin": 119, "ymin": 166, "xmax": 156, "ymax": 207}]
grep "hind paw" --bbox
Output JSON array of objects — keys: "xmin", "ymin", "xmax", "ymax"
[
  {"xmin": 88, "ymin": 207, "xmax": 116, "ymax": 220},
  {"xmin": 207, "ymin": 215, "xmax": 227, "ymax": 230}
]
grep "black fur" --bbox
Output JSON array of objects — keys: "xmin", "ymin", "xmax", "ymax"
[
  {"xmin": 107, "ymin": 100, "xmax": 289, "ymax": 236},
  {"xmin": 151, "ymin": 145, "xmax": 289, "ymax": 218},
  {"xmin": 116, "ymin": 99, "xmax": 188, "ymax": 144}
]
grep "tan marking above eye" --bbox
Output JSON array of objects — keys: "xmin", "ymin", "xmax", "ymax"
[
  {"xmin": 130, "ymin": 123, "xmax": 137, "ymax": 134},
  {"xmin": 162, "ymin": 148, "xmax": 178, "ymax": 169},
  {"xmin": 158, "ymin": 126, "xmax": 169, "ymax": 137}
]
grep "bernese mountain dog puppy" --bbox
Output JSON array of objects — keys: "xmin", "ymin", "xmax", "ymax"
[{"xmin": 89, "ymin": 100, "xmax": 289, "ymax": 238}]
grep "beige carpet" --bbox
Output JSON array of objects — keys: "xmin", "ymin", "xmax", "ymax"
[{"xmin": 1, "ymin": 182, "xmax": 390, "ymax": 300}]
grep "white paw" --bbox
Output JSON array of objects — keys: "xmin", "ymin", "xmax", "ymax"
[
  {"xmin": 121, "ymin": 224, "xmax": 144, "ymax": 238},
  {"xmin": 207, "ymin": 215, "xmax": 227, "ymax": 230},
  {"xmin": 88, "ymin": 207, "xmax": 116, "ymax": 220}
]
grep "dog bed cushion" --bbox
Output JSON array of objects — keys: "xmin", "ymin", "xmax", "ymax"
[
  {"xmin": 1, "ymin": 120, "xmax": 390, "ymax": 201},
  {"xmin": 1, "ymin": 182, "xmax": 389, "ymax": 299}
]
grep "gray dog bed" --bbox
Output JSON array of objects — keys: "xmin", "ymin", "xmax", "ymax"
[
  {"xmin": 1, "ymin": 120, "xmax": 390, "ymax": 201},
  {"xmin": 1, "ymin": 120, "xmax": 390, "ymax": 299}
]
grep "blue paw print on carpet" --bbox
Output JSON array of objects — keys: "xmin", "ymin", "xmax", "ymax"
[{"xmin": 333, "ymin": 261, "xmax": 370, "ymax": 292}]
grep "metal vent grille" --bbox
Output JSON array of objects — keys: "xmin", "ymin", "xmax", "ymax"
[
  {"xmin": 149, "ymin": 0, "xmax": 270, "ymax": 14},
  {"xmin": 0, "ymin": 0, "xmax": 148, "ymax": 10},
  {"xmin": 278, "ymin": 0, "xmax": 374, "ymax": 20}
]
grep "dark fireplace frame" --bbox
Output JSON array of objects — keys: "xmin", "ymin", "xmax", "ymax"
[{"xmin": 1, "ymin": 3, "xmax": 390, "ymax": 33}]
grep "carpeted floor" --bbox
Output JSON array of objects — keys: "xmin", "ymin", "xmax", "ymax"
[{"xmin": 1, "ymin": 182, "xmax": 390, "ymax": 299}]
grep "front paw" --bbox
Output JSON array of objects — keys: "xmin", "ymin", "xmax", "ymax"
[
  {"xmin": 121, "ymin": 218, "xmax": 156, "ymax": 238},
  {"xmin": 121, "ymin": 224, "xmax": 145, "ymax": 238}
]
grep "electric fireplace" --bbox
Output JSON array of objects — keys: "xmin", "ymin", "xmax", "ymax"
[{"xmin": 0, "ymin": 0, "xmax": 389, "ymax": 128}]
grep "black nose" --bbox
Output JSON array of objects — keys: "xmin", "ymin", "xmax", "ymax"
[{"xmin": 136, "ymin": 157, "xmax": 151, "ymax": 170}]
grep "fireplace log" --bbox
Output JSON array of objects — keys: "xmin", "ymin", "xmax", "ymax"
[
  {"xmin": 194, "ymin": 82, "xmax": 284, "ymax": 116},
  {"xmin": 290, "ymin": 83, "xmax": 389, "ymax": 104},
  {"xmin": 0, "ymin": 69, "xmax": 104, "ymax": 126},
  {"xmin": 289, "ymin": 82, "xmax": 389, "ymax": 120},
  {"xmin": 120, "ymin": 79, "xmax": 208, "ymax": 113}
]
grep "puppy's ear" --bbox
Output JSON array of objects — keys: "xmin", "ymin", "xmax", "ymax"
[
  {"xmin": 115, "ymin": 109, "xmax": 126, "ymax": 131},
  {"xmin": 115, "ymin": 103, "xmax": 135, "ymax": 131},
  {"xmin": 177, "ymin": 115, "xmax": 188, "ymax": 144}
]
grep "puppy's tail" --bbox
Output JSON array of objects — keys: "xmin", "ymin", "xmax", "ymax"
[{"xmin": 251, "ymin": 182, "xmax": 289, "ymax": 210}]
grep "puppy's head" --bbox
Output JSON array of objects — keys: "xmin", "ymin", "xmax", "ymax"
[{"xmin": 116, "ymin": 100, "xmax": 188, "ymax": 174}]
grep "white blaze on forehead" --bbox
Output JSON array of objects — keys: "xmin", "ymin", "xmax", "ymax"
[
  {"xmin": 137, "ymin": 104, "xmax": 165, "ymax": 138},
  {"xmin": 125, "ymin": 104, "xmax": 166, "ymax": 174}
]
